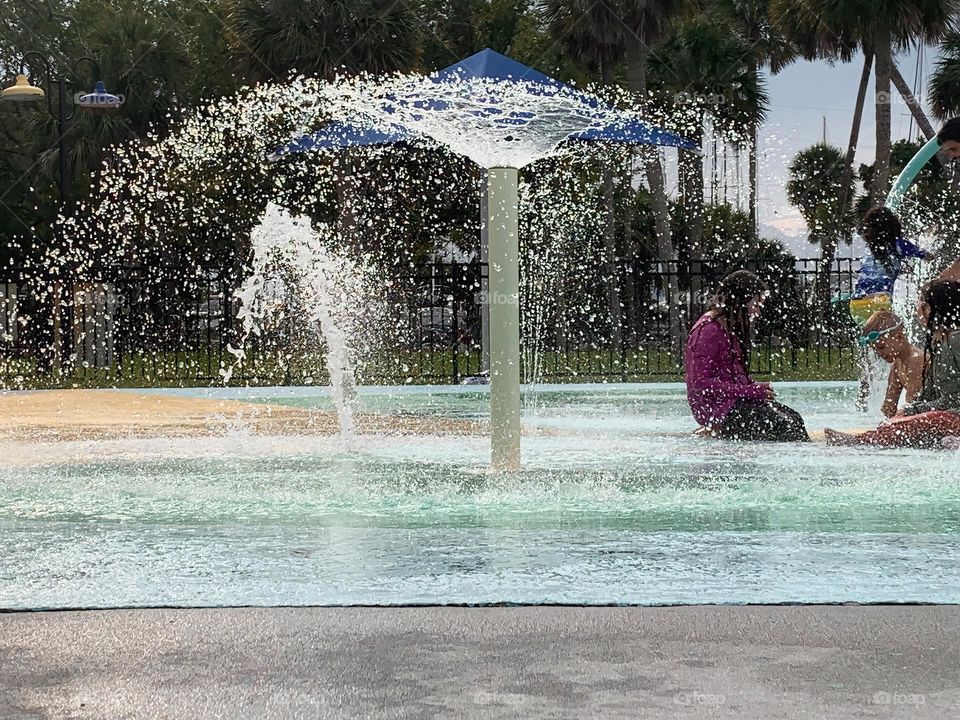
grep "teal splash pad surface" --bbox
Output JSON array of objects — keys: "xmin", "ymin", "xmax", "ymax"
[{"xmin": 3, "ymin": 382, "xmax": 960, "ymax": 608}]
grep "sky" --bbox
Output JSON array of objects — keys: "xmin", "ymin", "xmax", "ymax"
[{"xmin": 756, "ymin": 45, "xmax": 941, "ymax": 256}]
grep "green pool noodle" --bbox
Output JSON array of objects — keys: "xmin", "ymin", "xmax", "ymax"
[{"xmin": 884, "ymin": 136, "xmax": 941, "ymax": 212}]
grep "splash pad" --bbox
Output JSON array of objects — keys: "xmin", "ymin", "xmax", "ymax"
[
  {"xmin": 5, "ymin": 381, "xmax": 960, "ymax": 608},
  {"xmin": 15, "ymin": 48, "xmax": 958, "ymax": 615}
]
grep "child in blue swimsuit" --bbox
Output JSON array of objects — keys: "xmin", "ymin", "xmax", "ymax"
[{"xmin": 850, "ymin": 208, "xmax": 927, "ymax": 325}]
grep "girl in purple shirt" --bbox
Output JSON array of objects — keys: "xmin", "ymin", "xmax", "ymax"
[{"xmin": 684, "ymin": 270, "xmax": 809, "ymax": 442}]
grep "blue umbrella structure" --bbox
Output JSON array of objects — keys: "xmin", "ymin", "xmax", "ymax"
[
  {"xmin": 271, "ymin": 119, "xmax": 408, "ymax": 158},
  {"xmin": 269, "ymin": 48, "xmax": 695, "ymax": 160},
  {"xmin": 435, "ymin": 46, "xmax": 559, "ymax": 85}
]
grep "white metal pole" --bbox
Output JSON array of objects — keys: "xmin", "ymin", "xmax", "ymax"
[
  {"xmin": 480, "ymin": 180, "xmax": 490, "ymax": 373},
  {"xmin": 486, "ymin": 167, "xmax": 521, "ymax": 471}
]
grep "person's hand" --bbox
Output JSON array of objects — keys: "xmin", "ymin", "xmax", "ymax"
[{"xmin": 761, "ymin": 382, "xmax": 776, "ymax": 400}]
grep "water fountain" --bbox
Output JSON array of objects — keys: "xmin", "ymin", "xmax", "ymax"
[
  {"xmin": 225, "ymin": 203, "xmax": 364, "ymax": 439},
  {"xmin": 269, "ymin": 48, "xmax": 694, "ymax": 469}
]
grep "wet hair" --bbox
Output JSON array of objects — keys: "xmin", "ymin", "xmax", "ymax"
[
  {"xmin": 937, "ymin": 118, "xmax": 960, "ymax": 145},
  {"xmin": 862, "ymin": 310, "xmax": 903, "ymax": 339},
  {"xmin": 709, "ymin": 270, "xmax": 768, "ymax": 369},
  {"xmin": 859, "ymin": 207, "xmax": 902, "ymax": 276},
  {"xmin": 919, "ymin": 280, "xmax": 960, "ymax": 391}
]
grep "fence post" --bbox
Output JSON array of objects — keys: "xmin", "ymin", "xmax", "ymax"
[
  {"xmin": 451, "ymin": 270, "xmax": 460, "ymax": 384},
  {"xmin": 50, "ymin": 279, "xmax": 63, "ymax": 380},
  {"xmin": 480, "ymin": 182, "xmax": 490, "ymax": 374}
]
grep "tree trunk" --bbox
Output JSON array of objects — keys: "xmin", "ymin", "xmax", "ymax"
[
  {"xmin": 600, "ymin": 63, "xmax": 623, "ymax": 356},
  {"xmin": 626, "ymin": 42, "xmax": 683, "ymax": 360},
  {"xmin": 602, "ymin": 168, "xmax": 623, "ymax": 355},
  {"xmin": 625, "ymin": 45, "xmax": 675, "ymax": 262},
  {"xmin": 818, "ymin": 50, "xmax": 872, "ymax": 310},
  {"xmin": 622, "ymin": 158, "xmax": 638, "ymax": 348},
  {"xmin": 890, "ymin": 62, "xmax": 936, "ymax": 140},
  {"xmin": 748, "ymin": 57, "xmax": 759, "ymax": 243},
  {"xmin": 869, "ymin": 28, "xmax": 893, "ymax": 207},
  {"xmin": 679, "ymin": 119, "xmax": 705, "ymax": 258},
  {"xmin": 837, "ymin": 51, "xmax": 872, "ymax": 226}
]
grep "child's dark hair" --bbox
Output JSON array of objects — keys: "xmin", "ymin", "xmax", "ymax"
[
  {"xmin": 710, "ymin": 270, "xmax": 768, "ymax": 368},
  {"xmin": 919, "ymin": 280, "xmax": 960, "ymax": 391},
  {"xmin": 859, "ymin": 207, "xmax": 902, "ymax": 276},
  {"xmin": 937, "ymin": 118, "xmax": 960, "ymax": 145}
]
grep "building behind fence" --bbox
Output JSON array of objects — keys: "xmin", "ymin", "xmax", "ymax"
[{"xmin": 0, "ymin": 258, "xmax": 860, "ymax": 388}]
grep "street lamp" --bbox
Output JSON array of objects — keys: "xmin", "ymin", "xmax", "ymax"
[
  {"xmin": 1, "ymin": 52, "xmax": 124, "ymax": 211},
  {"xmin": 1, "ymin": 53, "xmax": 124, "ymax": 376}
]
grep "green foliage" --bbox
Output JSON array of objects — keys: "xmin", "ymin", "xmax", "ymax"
[
  {"xmin": 929, "ymin": 29, "xmax": 960, "ymax": 120},
  {"xmin": 0, "ymin": 0, "xmax": 570, "ymax": 267},
  {"xmin": 786, "ymin": 143, "xmax": 852, "ymax": 251},
  {"xmin": 7, "ymin": 0, "xmax": 942, "ymax": 277},
  {"xmin": 228, "ymin": 0, "xmax": 420, "ymax": 81},
  {"xmin": 647, "ymin": 12, "xmax": 770, "ymax": 135},
  {"xmin": 0, "ymin": 0, "xmax": 243, "ymax": 262},
  {"xmin": 545, "ymin": 0, "xmax": 627, "ymax": 81},
  {"xmin": 770, "ymin": 0, "xmax": 956, "ymax": 62},
  {"xmin": 419, "ymin": 0, "xmax": 572, "ymax": 75},
  {"xmin": 698, "ymin": 203, "xmax": 754, "ymax": 259},
  {"xmin": 671, "ymin": 201, "xmax": 794, "ymax": 266},
  {"xmin": 710, "ymin": 0, "xmax": 797, "ymax": 73}
]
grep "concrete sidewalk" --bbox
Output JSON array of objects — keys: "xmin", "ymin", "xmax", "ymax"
[{"xmin": 1, "ymin": 606, "xmax": 958, "ymax": 719}]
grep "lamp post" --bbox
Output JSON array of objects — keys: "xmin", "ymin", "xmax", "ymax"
[
  {"xmin": 2, "ymin": 52, "xmax": 124, "ymax": 210},
  {"xmin": 2, "ymin": 53, "xmax": 123, "ymax": 374}
]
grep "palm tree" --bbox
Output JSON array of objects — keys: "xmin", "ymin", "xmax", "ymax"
[
  {"xmin": 229, "ymin": 0, "xmax": 419, "ymax": 81},
  {"xmin": 545, "ymin": 0, "xmax": 685, "ymax": 353},
  {"xmin": 786, "ymin": 143, "xmax": 851, "ymax": 258},
  {"xmin": 772, "ymin": 0, "xmax": 956, "ymax": 207},
  {"xmin": 621, "ymin": 0, "xmax": 684, "ymax": 355},
  {"xmin": 712, "ymin": 0, "xmax": 796, "ymax": 241},
  {"xmin": 770, "ymin": 0, "xmax": 868, "ymax": 280},
  {"xmin": 546, "ymin": 0, "xmax": 631, "ymax": 353},
  {"xmin": 88, "ymin": 7, "xmax": 192, "ymax": 137},
  {"xmin": 545, "ymin": 0, "xmax": 627, "ymax": 85},
  {"xmin": 647, "ymin": 13, "xmax": 769, "ymax": 259},
  {"xmin": 929, "ymin": 29, "xmax": 960, "ymax": 120}
]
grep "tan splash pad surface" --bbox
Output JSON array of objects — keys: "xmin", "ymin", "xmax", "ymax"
[{"xmin": 0, "ymin": 389, "xmax": 483, "ymax": 442}]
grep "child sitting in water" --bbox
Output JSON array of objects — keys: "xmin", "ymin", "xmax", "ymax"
[
  {"xmin": 827, "ymin": 280, "xmax": 960, "ymax": 447},
  {"xmin": 685, "ymin": 270, "xmax": 809, "ymax": 442},
  {"xmin": 849, "ymin": 207, "xmax": 928, "ymax": 325},
  {"xmin": 859, "ymin": 310, "xmax": 925, "ymax": 417}
]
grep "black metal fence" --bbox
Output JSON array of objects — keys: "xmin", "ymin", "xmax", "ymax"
[
  {"xmin": 0, "ymin": 258, "xmax": 860, "ymax": 388},
  {"xmin": 526, "ymin": 257, "xmax": 860, "ymax": 381}
]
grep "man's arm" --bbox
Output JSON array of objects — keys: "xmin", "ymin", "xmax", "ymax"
[
  {"xmin": 937, "ymin": 259, "xmax": 960, "ymax": 282},
  {"xmin": 881, "ymin": 367, "xmax": 903, "ymax": 418}
]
